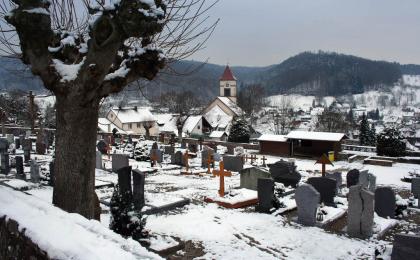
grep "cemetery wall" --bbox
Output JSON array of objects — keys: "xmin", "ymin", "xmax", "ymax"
[{"xmin": 0, "ymin": 217, "xmax": 50, "ymax": 260}]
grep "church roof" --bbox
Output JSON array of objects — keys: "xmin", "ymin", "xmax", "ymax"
[
  {"xmin": 217, "ymin": 97, "xmax": 243, "ymax": 116},
  {"xmin": 220, "ymin": 65, "xmax": 237, "ymax": 81}
]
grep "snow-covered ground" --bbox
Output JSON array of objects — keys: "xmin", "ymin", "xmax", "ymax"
[{"xmin": 403, "ymin": 75, "xmax": 420, "ymax": 87}]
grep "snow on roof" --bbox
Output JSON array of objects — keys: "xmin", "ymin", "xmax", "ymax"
[
  {"xmin": 209, "ymin": 131, "xmax": 226, "ymax": 138},
  {"xmin": 110, "ymin": 107, "xmax": 155, "ymax": 123},
  {"xmin": 98, "ymin": 117, "xmax": 127, "ymax": 134},
  {"xmin": 204, "ymin": 105, "xmax": 232, "ymax": 129},
  {"xmin": 159, "ymin": 115, "xmax": 178, "ymax": 134},
  {"xmin": 0, "ymin": 186, "xmax": 161, "ymax": 260},
  {"xmin": 286, "ymin": 131, "xmax": 346, "ymax": 142},
  {"xmin": 154, "ymin": 114, "xmax": 174, "ymax": 125},
  {"xmin": 258, "ymin": 134, "xmax": 288, "ymax": 142},
  {"xmin": 220, "ymin": 65, "xmax": 237, "ymax": 81},
  {"xmin": 182, "ymin": 115, "xmax": 202, "ymax": 133},
  {"xmin": 217, "ymin": 97, "xmax": 243, "ymax": 116}
]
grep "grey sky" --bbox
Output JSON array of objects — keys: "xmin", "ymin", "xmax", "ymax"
[{"xmin": 190, "ymin": 0, "xmax": 420, "ymax": 66}]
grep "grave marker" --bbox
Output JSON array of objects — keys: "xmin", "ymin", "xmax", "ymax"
[
  {"xmin": 112, "ymin": 154, "xmax": 129, "ymax": 172},
  {"xmin": 315, "ymin": 154, "xmax": 333, "ymax": 177},
  {"xmin": 295, "ymin": 184, "xmax": 320, "ymax": 226},
  {"xmin": 256, "ymin": 178, "xmax": 274, "ymax": 213},
  {"xmin": 213, "ymin": 161, "xmax": 232, "ymax": 197},
  {"xmin": 223, "ymin": 155, "xmax": 244, "ymax": 172},
  {"xmin": 15, "ymin": 156, "xmax": 24, "ymax": 179},
  {"xmin": 411, "ymin": 178, "xmax": 420, "ymax": 198},
  {"xmin": 132, "ymin": 169, "xmax": 145, "ymax": 210},
  {"xmin": 375, "ymin": 187, "xmax": 396, "ymax": 218},
  {"xmin": 30, "ymin": 160, "xmax": 40, "ymax": 183},
  {"xmin": 116, "ymin": 166, "xmax": 132, "ymax": 197},
  {"xmin": 346, "ymin": 169, "xmax": 360, "ymax": 188},
  {"xmin": 391, "ymin": 233, "xmax": 420, "ymax": 260},
  {"xmin": 96, "ymin": 151, "xmax": 102, "ymax": 169},
  {"xmin": 347, "ymin": 184, "xmax": 374, "ymax": 238},
  {"xmin": 307, "ymin": 177, "xmax": 337, "ymax": 206},
  {"xmin": 240, "ymin": 167, "xmax": 271, "ymax": 191},
  {"xmin": 269, "ymin": 160, "xmax": 301, "ymax": 188}
]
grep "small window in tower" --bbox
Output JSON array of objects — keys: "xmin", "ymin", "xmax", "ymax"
[
  {"xmin": 226, "ymin": 83, "xmax": 230, "ymax": 88},
  {"xmin": 224, "ymin": 88, "xmax": 231, "ymax": 97}
]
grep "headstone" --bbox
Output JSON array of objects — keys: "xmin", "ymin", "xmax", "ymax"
[
  {"xmin": 222, "ymin": 155, "xmax": 244, "ymax": 172},
  {"xmin": 358, "ymin": 170, "xmax": 369, "ymax": 189},
  {"xmin": 189, "ymin": 143, "xmax": 197, "ymax": 153},
  {"xmin": 391, "ymin": 233, "xmax": 420, "ymax": 260},
  {"xmin": 367, "ymin": 173, "xmax": 376, "ymax": 192},
  {"xmin": 375, "ymin": 187, "xmax": 396, "ymax": 218},
  {"xmin": 132, "ymin": 169, "xmax": 145, "ymax": 210},
  {"xmin": 152, "ymin": 142, "xmax": 158, "ymax": 150},
  {"xmin": 325, "ymin": 172, "xmax": 342, "ymax": 192},
  {"xmin": 96, "ymin": 151, "xmax": 102, "ymax": 169},
  {"xmin": 307, "ymin": 177, "xmax": 337, "ymax": 206},
  {"xmin": 36, "ymin": 131, "xmax": 46, "ymax": 155},
  {"xmin": 15, "ymin": 156, "xmax": 24, "ymax": 179},
  {"xmin": 49, "ymin": 160, "xmax": 55, "ymax": 186},
  {"xmin": 6, "ymin": 134, "xmax": 14, "ymax": 144},
  {"xmin": 213, "ymin": 153, "xmax": 221, "ymax": 162},
  {"xmin": 0, "ymin": 138, "xmax": 8, "ymax": 153},
  {"xmin": 96, "ymin": 139, "xmax": 108, "ymax": 155},
  {"xmin": 164, "ymin": 146, "xmax": 175, "ymax": 155},
  {"xmin": 269, "ymin": 160, "xmax": 301, "ymax": 188},
  {"xmin": 19, "ymin": 135, "xmax": 25, "ymax": 148},
  {"xmin": 240, "ymin": 167, "xmax": 271, "ymax": 191},
  {"xmin": 30, "ymin": 160, "xmax": 40, "ymax": 183},
  {"xmin": 201, "ymin": 147, "xmax": 214, "ymax": 167},
  {"xmin": 23, "ymin": 139, "xmax": 32, "ymax": 162},
  {"xmin": 347, "ymin": 184, "xmax": 374, "ymax": 238},
  {"xmin": 15, "ymin": 138, "xmax": 20, "ymax": 149},
  {"xmin": 171, "ymin": 151, "xmax": 183, "ymax": 166},
  {"xmin": 112, "ymin": 154, "xmax": 129, "ymax": 172},
  {"xmin": 0, "ymin": 153, "xmax": 9, "ymax": 175},
  {"xmin": 411, "ymin": 178, "xmax": 420, "ymax": 198},
  {"xmin": 346, "ymin": 169, "xmax": 360, "ymax": 188},
  {"xmin": 25, "ymin": 130, "xmax": 31, "ymax": 138},
  {"xmin": 295, "ymin": 184, "xmax": 320, "ymax": 226},
  {"xmin": 116, "ymin": 166, "xmax": 132, "ymax": 196},
  {"xmin": 256, "ymin": 178, "xmax": 274, "ymax": 213}
]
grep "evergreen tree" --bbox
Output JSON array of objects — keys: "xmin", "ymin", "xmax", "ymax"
[
  {"xmin": 346, "ymin": 108, "xmax": 354, "ymax": 124},
  {"xmin": 228, "ymin": 117, "xmax": 251, "ymax": 143},
  {"xmin": 367, "ymin": 124, "xmax": 377, "ymax": 146},
  {"xmin": 110, "ymin": 185, "xmax": 146, "ymax": 241},
  {"xmin": 375, "ymin": 108, "xmax": 380, "ymax": 120},
  {"xmin": 376, "ymin": 127, "xmax": 406, "ymax": 157},
  {"xmin": 359, "ymin": 113, "xmax": 370, "ymax": 145}
]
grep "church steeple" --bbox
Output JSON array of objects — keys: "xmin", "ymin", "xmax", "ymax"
[{"xmin": 219, "ymin": 65, "xmax": 237, "ymax": 103}]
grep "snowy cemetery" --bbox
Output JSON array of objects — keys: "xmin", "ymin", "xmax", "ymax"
[{"xmin": 1, "ymin": 133, "xmax": 420, "ymax": 259}]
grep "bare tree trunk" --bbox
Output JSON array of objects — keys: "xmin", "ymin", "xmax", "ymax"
[{"xmin": 52, "ymin": 93, "xmax": 100, "ymax": 220}]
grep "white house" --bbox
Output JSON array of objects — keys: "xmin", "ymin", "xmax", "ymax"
[{"xmin": 106, "ymin": 106, "xmax": 158, "ymax": 136}]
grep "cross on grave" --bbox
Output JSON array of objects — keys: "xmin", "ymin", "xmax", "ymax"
[
  {"xmin": 183, "ymin": 150, "xmax": 189, "ymax": 172},
  {"xmin": 261, "ymin": 156, "xmax": 267, "ymax": 167},
  {"xmin": 213, "ymin": 161, "xmax": 232, "ymax": 197},
  {"xmin": 207, "ymin": 153, "xmax": 214, "ymax": 174},
  {"xmin": 315, "ymin": 154, "xmax": 334, "ymax": 177},
  {"xmin": 250, "ymin": 154, "xmax": 257, "ymax": 164}
]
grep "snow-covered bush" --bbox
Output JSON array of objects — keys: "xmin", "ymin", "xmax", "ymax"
[{"xmin": 376, "ymin": 127, "xmax": 406, "ymax": 157}]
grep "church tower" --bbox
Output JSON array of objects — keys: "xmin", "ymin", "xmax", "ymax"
[{"xmin": 219, "ymin": 65, "xmax": 237, "ymax": 103}]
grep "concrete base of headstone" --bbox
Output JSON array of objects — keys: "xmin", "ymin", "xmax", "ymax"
[{"xmin": 204, "ymin": 197, "xmax": 259, "ymax": 209}]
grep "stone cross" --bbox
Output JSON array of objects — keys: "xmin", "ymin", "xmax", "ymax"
[
  {"xmin": 213, "ymin": 161, "xmax": 232, "ymax": 197},
  {"xmin": 207, "ymin": 153, "xmax": 214, "ymax": 174}
]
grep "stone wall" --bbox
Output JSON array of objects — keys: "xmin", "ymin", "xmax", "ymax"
[{"xmin": 0, "ymin": 216, "xmax": 50, "ymax": 260}]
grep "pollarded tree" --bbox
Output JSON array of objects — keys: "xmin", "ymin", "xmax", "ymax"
[{"xmin": 0, "ymin": 0, "xmax": 217, "ymax": 219}]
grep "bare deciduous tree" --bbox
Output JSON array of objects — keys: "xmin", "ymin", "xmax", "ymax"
[{"xmin": 0, "ymin": 0, "xmax": 217, "ymax": 219}]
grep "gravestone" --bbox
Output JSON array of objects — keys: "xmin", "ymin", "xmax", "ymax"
[
  {"xmin": 19, "ymin": 135, "xmax": 25, "ymax": 148},
  {"xmin": 112, "ymin": 154, "xmax": 129, "ymax": 172},
  {"xmin": 269, "ymin": 160, "xmax": 301, "ymax": 188},
  {"xmin": 346, "ymin": 169, "xmax": 360, "ymax": 188},
  {"xmin": 240, "ymin": 167, "xmax": 271, "ymax": 191},
  {"xmin": 164, "ymin": 146, "xmax": 175, "ymax": 155},
  {"xmin": 15, "ymin": 138, "xmax": 20, "ymax": 149},
  {"xmin": 223, "ymin": 155, "xmax": 244, "ymax": 172},
  {"xmin": 152, "ymin": 142, "xmax": 158, "ymax": 150},
  {"xmin": 36, "ymin": 131, "xmax": 46, "ymax": 155},
  {"xmin": 116, "ymin": 166, "xmax": 132, "ymax": 196},
  {"xmin": 171, "ymin": 151, "xmax": 183, "ymax": 166},
  {"xmin": 96, "ymin": 140, "xmax": 108, "ymax": 155},
  {"xmin": 6, "ymin": 134, "xmax": 14, "ymax": 144},
  {"xmin": 189, "ymin": 143, "xmax": 197, "ymax": 153},
  {"xmin": 0, "ymin": 138, "xmax": 8, "ymax": 153},
  {"xmin": 23, "ymin": 139, "xmax": 32, "ymax": 162},
  {"xmin": 0, "ymin": 153, "xmax": 9, "ymax": 175},
  {"xmin": 201, "ymin": 147, "xmax": 214, "ymax": 167},
  {"xmin": 411, "ymin": 178, "xmax": 420, "ymax": 198},
  {"xmin": 358, "ymin": 170, "xmax": 376, "ymax": 192},
  {"xmin": 49, "ymin": 160, "xmax": 55, "ymax": 186},
  {"xmin": 132, "ymin": 169, "xmax": 145, "ymax": 210},
  {"xmin": 295, "ymin": 184, "xmax": 320, "ymax": 226},
  {"xmin": 213, "ymin": 153, "xmax": 221, "ymax": 161},
  {"xmin": 96, "ymin": 151, "xmax": 102, "ymax": 169},
  {"xmin": 30, "ymin": 160, "xmax": 40, "ymax": 183},
  {"xmin": 325, "ymin": 172, "xmax": 342, "ymax": 192},
  {"xmin": 256, "ymin": 178, "xmax": 274, "ymax": 213},
  {"xmin": 15, "ymin": 156, "xmax": 24, "ymax": 179},
  {"xmin": 150, "ymin": 149, "xmax": 163, "ymax": 163},
  {"xmin": 375, "ymin": 187, "xmax": 396, "ymax": 218},
  {"xmin": 391, "ymin": 233, "xmax": 420, "ymax": 260},
  {"xmin": 347, "ymin": 184, "xmax": 374, "ymax": 238},
  {"xmin": 307, "ymin": 177, "xmax": 337, "ymax": 206}
]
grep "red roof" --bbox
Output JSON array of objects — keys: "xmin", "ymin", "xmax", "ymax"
[{"xmin": 220, "ymin": 65, "xmax": 236, "ymax": 81}]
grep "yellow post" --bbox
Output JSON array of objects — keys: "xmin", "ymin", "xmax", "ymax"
[{"xmin": 328, "ymin": 151, "xmax": 335, "ymax": 162}]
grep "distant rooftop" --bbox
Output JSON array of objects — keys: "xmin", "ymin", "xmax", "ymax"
[{"xmin": 220, "ymin": 65, "xmax": 237, "ymax": 81}]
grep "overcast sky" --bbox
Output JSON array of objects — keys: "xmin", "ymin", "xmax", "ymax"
[{"xmin": 189, "ymin": 0, "xmax": 420, "ymax": 66}]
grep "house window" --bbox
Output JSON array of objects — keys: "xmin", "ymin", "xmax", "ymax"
[
  {"xmin": 197, "ymin": 125, "xmax": 201, "ymax": 130},
  {"xmin": 226, "ymin": 83, "xmax": 230, "ymax": 88},
  {"xmin": 129, "ymin": 123, "xmax": 132, "ymax": 129},
  {"xmin": 137, "ymin": 123, "xmax": 141, "ymax": 128},
  {"xmin": 224, "ymin": 88, "xmax": 231, "ymax": 97}
]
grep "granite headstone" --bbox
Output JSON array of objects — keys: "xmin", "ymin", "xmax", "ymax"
[
  {"xmin": 240, "ymin": 167, "xmax": 271, "ymax": 191},
  {"xmin": 295, "ymin": 184, "xmax": 320, "ymax": 226},
  {"xmin": 269, "ymin": 160, "xmax": 301, "ymax": 188},
  {"xmin": 375, "ymin": 187, "xmax": 396, "ymax": 218},
  {"xmin": 347, "ymin": 184, "xmax": 374, "ymax": 238},
  {"xmin": 256, "ymin": 178, "xmax": 274, "ymax": 213},
  {"xmin": 307, "ymin": 177, "xmax": 337, "ymax": 206}
]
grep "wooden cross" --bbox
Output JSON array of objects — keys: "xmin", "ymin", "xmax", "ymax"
[
  {"xmin": 315, "ymin": 154, "xmax": 334, "ymax": 177},
  {"xmin": 183, "ymin": 150, "xmax": 189, "ymax": 172},
  {"xmin": 212, "ymin": 161, "xmax": 232, "ymax": 197},
  {"xmin": 245, "ymin": 154, "xmax": 251, "ymax": 162},
  {"xmin": 250, "ymin": 154, "xmax": 257, "ymax": 164},
  {"xmin": 261, "ymin": 156, "xmax": 267, "ymax": 166},
  {"xmin": 206, "ymin": 153, "xmax": 214, "ymax": 174}
]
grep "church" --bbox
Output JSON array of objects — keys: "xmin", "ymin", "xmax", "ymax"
[{"xmin": 202, "ymin": 65, "xmax": 243, "ymax": 139}]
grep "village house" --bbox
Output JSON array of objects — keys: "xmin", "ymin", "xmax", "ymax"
[{"xmin": 105, "ymin": 106, "xmax": 158, "ymax": 137}]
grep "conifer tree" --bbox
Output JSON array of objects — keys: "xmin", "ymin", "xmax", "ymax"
[
  {"xmin": 359, "ymin": 113, "xmax": 370, "ymax": 145},
  {"xmin": 367, "ymin": 124, "xmax": 377, "ymax": 146},
  {"xmin": 376, "ymin": 127, "xmax": 406, "ymax": 157},
  {"xmin": 228, "ymin": 117, "xmax": 251, "ymax": 143}
]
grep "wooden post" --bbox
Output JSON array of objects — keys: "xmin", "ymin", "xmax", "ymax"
[
  {"xmin": 213, "ymin": 161, "xmax": 232, "ymax": 197},
  {"xmin": 183, "ymin": 150, "xmax": 189, "ymax": 172},
  {"xmin": 207, "ymin": 153, "xmax": 214, "ymax": 174}
]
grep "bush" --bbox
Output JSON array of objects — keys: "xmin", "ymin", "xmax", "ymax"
[{"xmin": 376, "ymin": 127, "xmax": 406, "ymax": 157}]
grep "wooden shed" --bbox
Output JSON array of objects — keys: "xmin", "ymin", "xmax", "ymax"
[{"xmin": 258, "ymin": 134, "xmax": 291, "ymax": 156}]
